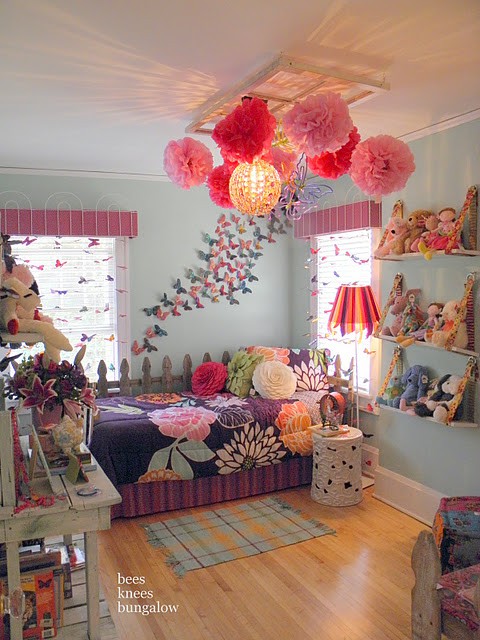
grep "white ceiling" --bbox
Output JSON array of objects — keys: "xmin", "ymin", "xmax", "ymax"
[{"xmin": 1, "ymin": 0, "xmax": 479, "ymax": 177}]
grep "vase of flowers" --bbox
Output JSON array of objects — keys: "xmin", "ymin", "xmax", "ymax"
[{"xmin": 5, "ymin": 352, "xmax": 97, "ymax": 451}]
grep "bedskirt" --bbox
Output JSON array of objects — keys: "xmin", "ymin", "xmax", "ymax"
[{"xmin": 112, "ymin": 455, "xmax": 313, "ymax": 519}]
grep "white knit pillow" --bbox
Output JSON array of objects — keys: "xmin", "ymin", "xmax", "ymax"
[{"xmin": 252, "ymin": 361, "xmax": 297, "ymax": 399}]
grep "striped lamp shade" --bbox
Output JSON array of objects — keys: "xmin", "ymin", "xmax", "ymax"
[{"xmin": 328, "ymin": 285, "xmax": 381, "ymax": 338}]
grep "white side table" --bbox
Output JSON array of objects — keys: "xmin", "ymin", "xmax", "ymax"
[{"xmin": 311, "ymin": 427, "xmax": 363, "ymax": 506}]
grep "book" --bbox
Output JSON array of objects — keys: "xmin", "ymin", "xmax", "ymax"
[
  {"xmin": 0, "ymin": 569, "xmax": 57, "ymax": 640},
  {"xmin": 28, "ymin": 444, "xmax": 96, "ymax": 477}
]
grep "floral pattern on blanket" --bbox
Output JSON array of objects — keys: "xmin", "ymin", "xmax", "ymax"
[{"xmin": 91, "ymin": 392, "xmax": 318, "ymax": 486}]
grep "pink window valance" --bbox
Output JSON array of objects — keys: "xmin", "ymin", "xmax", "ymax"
[
  {"xmin": 294, "ymin": 200, "xmax": 382, "ymax": 239},
  {"xmin": 0, "ymin": 209, "xmax": 138, "ymax": 238}
]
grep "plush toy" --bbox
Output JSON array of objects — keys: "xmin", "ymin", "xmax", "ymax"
[
  {"xmin": 381, "ymin": 288, "xmax": 422, "ymax": 338},
  {"xmin": 413, "ymin": 373, "xmax": 463, "ymax": 423},
  {"xmin": 398, "ymin": 302, "xmax": 444, "ymax": 347},
  {"xmin": 411, "ymin": 213, "xmax": 439, "ymax": 254},
  {"xmin": 418, "ymin": 207, "xmax": 464, "ymax": 259},
  {"xmin": 427, "ymin": 300, "xmax": 468, "ymax": 350},
  {"xmin": 403, "ymin": 210, "xmax": 433, "ymax": 254},
  {"xmin": 392, "ymin": 365, "xmax": 430, "ymax": 411},
  {"xmin": 374, "ymin": 216, "xmax": 409, "ymax": 257},
  {"xmin": 395, "ymin": 290, "xmax": 427, "ymax": 345},
  {"xmin": 376, "ymin": 375, "xmax": 405, "ymax": 407},
  {"xmin": 0, "ymin": 276, "xmax": 72, "ymax": 362}
]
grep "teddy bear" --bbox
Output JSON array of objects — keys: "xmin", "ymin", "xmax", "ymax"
[
  {"xmin": 376, "ymin": 375, "xmax": 405, "ymax": 407},
  {"xmin": 381, "ymin": 288, "xmax": 423, "ymax": 338},
  {"xmin": 0, "ymin": 275, "xmax": 73, "ymax": 362},
  {"xmin": 410, "ymin": 213, "xmax": 439, "ymax": 253},
  {"xmin": 427, "ymin": 300, "xmax": 468, "ymax": 350},
  {"xmin": 374, "ymin": 216, "xmax": 409, "ymax": 257},
  {"xmin": 392, "ymin": 364, "xmax": 430, "ymax": 411},
  {"xmin": 413, "ymin": 373, "xmax": 463, "ymax": 423},
  {"xmin": 403, "ymin": 210, "xmax": 433, "ymax": 254}
]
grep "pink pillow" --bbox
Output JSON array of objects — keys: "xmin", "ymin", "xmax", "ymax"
[{"xmin": 192, "ymin": 362, "xmax": 228, "ymax": 396}]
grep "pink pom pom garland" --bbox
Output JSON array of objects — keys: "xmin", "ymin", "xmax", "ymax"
[
  {"xmin": 163, "ymin": 137, "xmax": 214, "ymax": 189},
  {"xmin": 349, "ymin": 134, "xmax": 415, "ymax": 196},
  {"xmin": 283, "ymin": 92, "xmax": 353, "ymax": 156}
]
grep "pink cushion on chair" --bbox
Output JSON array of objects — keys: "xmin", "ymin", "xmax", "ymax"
[{"xmin": 438, "ymin": 563, "xmax": 480, "ymax": 632}]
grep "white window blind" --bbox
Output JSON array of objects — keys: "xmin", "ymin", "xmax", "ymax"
[
  {"xmin": 313, "ymin": 229, "xmax": 379, "ymax": 394},
  {"xmin": 7, "ymin": 236, "xmax": 129, "ymax": 380}
]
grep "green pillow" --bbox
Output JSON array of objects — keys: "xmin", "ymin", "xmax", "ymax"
[{"xmin": 226, "ymin": 351, "xmax": 264, "ymax": 398}]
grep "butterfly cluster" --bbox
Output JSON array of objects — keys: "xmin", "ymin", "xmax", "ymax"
[{"xmin": 133, "ymin": 210, "xmax": 293, "ymax": 354}]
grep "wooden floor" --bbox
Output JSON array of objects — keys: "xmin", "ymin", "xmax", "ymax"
[{"xmin": 98, "ymin": 486, "xmax": 425, "ymax": 640}]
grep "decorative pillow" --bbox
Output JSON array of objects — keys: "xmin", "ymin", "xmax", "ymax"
[
  {"xmin": 275, "ymin": 400, "xmax": 314, "ymax": 456},
  {"xmin": 226, "ymin": 351, "xmax": 263, "ymax": 398},
  {"xmin": 192, "ymin": 362, "xmax": 228, "ymax": 396},
  {"xmin": 252, "ymin": 361, "xmax": 297, "ymax": 399},
  {"xmin": 247, "ymin": 346, "xmax": 330, "ymax": 392},
  {"xmin": 246, "ymin": 345, "xmax": 291, "ymax": 364},
  {"xmin": 287, "ymin": 348, "xmax": 330, "ymax": 392}
]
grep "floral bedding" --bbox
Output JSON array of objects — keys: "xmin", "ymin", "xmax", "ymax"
[{"xmin": 89, "ymin": 391, "xmax": 326, "ymax": 487}]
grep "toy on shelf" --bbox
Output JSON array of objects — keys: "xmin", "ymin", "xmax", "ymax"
[
  {"xmin": 403, "ymin": 209, "xmax": 433, "ymax": 253},
  {"xmin": 380, "ymin": 287, "xmax": 423, "ymax": 338},
  {"xmin": 426, "ymin": 299, "xmax": 468, "ymax": 350},
  {"xmin": 413, "ymin": 373, "xmax": 463, "ymax": 423},
  {"xmin": 418, "ymin": 207, "xmax": 465, "ymax": 259},
  {"xmin": 374, "ymin": 215, "xmax": 409, "ymax": 257},
  {"xmin": 411, "ymin": 213, "xmax": 439, "ymax": 253},
  {"xmin": 391, "ymin": 364, "xmax": 430, "ymax": 412},
  {"xmin": 399, "ymin": 302, "xmax": 444, "ymax": 346},
  {"xmin": 374, "ymin": 186, "xmax": 478, "ymax": 260},
  {"xmin": 395, "ymin": 290, "xmax": 427, "ymax": 345},
  {"xmin": 0, "ymin": 245, "xmax": 73, "ymax": 362}
]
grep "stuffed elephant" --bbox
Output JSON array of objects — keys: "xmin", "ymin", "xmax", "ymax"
[{"xmin": 392, "ymin": 364, "xmax": 430, "ymax": 411}]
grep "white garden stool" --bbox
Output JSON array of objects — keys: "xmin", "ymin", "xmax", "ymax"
[{"xmin": 311, "ymin": 427, "xmax": 363, "ymax": 507}]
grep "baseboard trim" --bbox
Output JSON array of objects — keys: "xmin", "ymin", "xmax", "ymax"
[{"xmin": 373, "ymin": 466, "xmax": 445, "ymax": 525}]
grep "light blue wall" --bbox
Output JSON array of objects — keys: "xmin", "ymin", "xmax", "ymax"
[
  {"xmin": 292, "ymin": 117, "xmax": 480, "ymax": 495},
  {"xmin": 0, "ymin": 174, "xmax": 292, "ymax": 378}
]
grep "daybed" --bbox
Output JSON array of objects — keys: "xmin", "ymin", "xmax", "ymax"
[{"xmin": 88, "ymin": 349, "xmax": 352, "ymax": 519}]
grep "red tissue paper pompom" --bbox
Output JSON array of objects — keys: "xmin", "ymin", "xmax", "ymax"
[
  {"xmin": 212, "ymin": 97, "xmax": 277, "ymax": 164},
  {"xmin": 349, "ymin": 134, "xmax": 415, "ymax": 197},
  {"xmin": 191, "ymin": 362, "xmax": 228, "ymax": 396},
  {"xmin": 163, "ymin": 137, "xmax": 214, "ymax": 189},
  {"xmin": 307, "ymin": 126, "xmax": 360, "ymax": 179},
  {"xmin": 207, "ymin": 163, "xmax": 235, "ymax": 208},
  {"xmin": 283, "ymin": 92, "xmax": 353, "ymax": 156}
]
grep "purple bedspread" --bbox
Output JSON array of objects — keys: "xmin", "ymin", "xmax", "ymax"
[{"xmin": 89, "ymin": 392, "xmax": 300, "ymax": 487}]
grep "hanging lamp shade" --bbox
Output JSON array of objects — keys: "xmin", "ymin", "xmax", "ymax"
[
  {"xmin": 328, "ymin": 285, "xmax": 381, "ymax": 338},
  {"xmin": 229, "ymin": 158, "xmax": 282, "ymax": 216}
]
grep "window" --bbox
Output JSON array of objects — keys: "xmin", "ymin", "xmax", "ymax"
[
  {"xmin": 312, "ymin": 228, "xmax": 380, "ymax": 396},
  {"xmin": 6, "ymin": 236, "xmax": 129, "ymax": 380}
]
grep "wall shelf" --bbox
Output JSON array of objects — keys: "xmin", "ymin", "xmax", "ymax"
[
  {"xmin": 379, "ymin": 404, "xmax": 478, "ymax": 429},
  {"xmin": 375, "ymin": 249, "xmax": 480, "ymax": 261},
  {"xmin": 377, "ymin": 334, "xmax": 479, "ymax": 358}
]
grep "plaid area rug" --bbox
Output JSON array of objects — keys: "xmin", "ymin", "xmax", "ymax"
[{"xmin": 142, "ymin": 497, "xmax": 335, "ymax": 576}]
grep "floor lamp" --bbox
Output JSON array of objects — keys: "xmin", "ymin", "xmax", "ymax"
[{"xmin": 328, "ymin": 285, "xmax": 381, "ymax": 431}]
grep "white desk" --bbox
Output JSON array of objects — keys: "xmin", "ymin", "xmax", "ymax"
[{"xmin": 0, "ymin": 461, "xmax": 121, "ymax": 640}]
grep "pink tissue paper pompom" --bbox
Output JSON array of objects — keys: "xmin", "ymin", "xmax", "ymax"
[
  {"xmin": 263, "ymin": 146, "xmax": 298, "ymax": 182},
  {"xmin": 307, "ymin": 126, "xmax": 360, "ymax": 179},
  {"xmin": 349, "ymin": 135, "xmax": 416, "ymax": 197},
  {"xmin": 163, "ymin": 137, "xmax": 214, "ymax": 189},
  {"xmin": 283, "ymin": 92, "xmax": 353, "ymax": 156},
  {"xmin": 207, "ymin": 163, "xmax": 235, "ymax": 208},
  {"xmin": 212, "ymin": 97, "xmax": 277, "ymax": 164}
]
